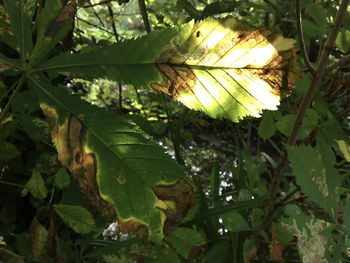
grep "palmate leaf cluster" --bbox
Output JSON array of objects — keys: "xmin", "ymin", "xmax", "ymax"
[{"xmin": 0, "ymin": 0, "xmax": 349, "ymax": 262}]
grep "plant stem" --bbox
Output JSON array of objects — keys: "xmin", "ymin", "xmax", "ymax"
[
  {"xmin": 0, "ymin": 74, "xmax": 25, "ymax": 123},
  {"xmin": 296, "ymin": 0, "xmax": 315, "ymax": 74},
  {"xmin": 0, "ymin": 180, "xmax": 25, "ymax": 188},
  {"xmin": 254, "ymin": 0, "xmax": 349, "ymax": 248},
  {"xmin": 327, "ymin": 54, "xmax": 350, "ymax": 72}
]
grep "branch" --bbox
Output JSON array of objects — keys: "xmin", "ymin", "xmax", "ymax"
[
  {"xmin": 254, "ymin": 0, "xmax": 349, "ymax": 243},
  {"xmin": 296, "ymin": 0, "xmax": 315, "ymax": 74},
  {"xmin": 77, "ymin": 17, "xmax": 115, "ymax": 35},
  {"xmin": 138, "ymin": 0, "xmax": 151, "ymax": 33},
  {"xmin": 326, "ymin": 54, "xmax": 350, "ymax": 71}
]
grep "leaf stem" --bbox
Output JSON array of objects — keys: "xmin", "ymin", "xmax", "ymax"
[
  {"xmin": 295, "ymin": 0, "xmax": 315, "ymax": 75},
  {"xmin": 254, "ymin": 0, "xmax": 349, "ymax": 248},
  {"xmin": 0, "ymin": 74, "xmax": 25, "ymax": 123}
]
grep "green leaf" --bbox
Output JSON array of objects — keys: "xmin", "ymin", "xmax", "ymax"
[
  {"xmin": 287, "ymin": 145, "xmax": 340, "ymax": 220},
  {"xmin": 276, "ymin": 109, "xmax": 318, "ymax": 140},
  {"xmin": 29, "ymin": 75, "xmax": 186, "ymax": 242},
  {"xmin": 305, "ymin": 2, "xmax": 327, "ymax": 29},
  {"xmin": 21, "ymin": 168, "xmax": 48, "ymax": 200},
  {"xmin": 0, "ymin": 54, "xmax": 21, "ymax": 72},
  {"xmin": 221, "ymin": 211, "xmax": 251, "ymax": 232},
  {"xmin": 36, "ymin": 17, "xmax": 298, "ymax": 122},
  {"xmin": 154, "ymin": 245, "xmax": 180, "ymax": 263},
  {"xmin": 203, "ymin": 242, "xmax": 229, "ymax": 263},
  {"xmin": 258, "ymin": 110, "xmax": 276, "ymax": 140},
  {"xmin": 169, "ymin": 227, "xmax": 206, "ymax": 258},
  {"xmin": 0, "ymin": 140, "xmax": 19, "ymax": 161},
  {"xmin": 319, "ymin": 119, "xmax": 350, "ymax": 162},
  {"xmin": 54, "ymin": 168, "xmax": 70, "ymax": 190},
  {"xmin": 54, "ymin": 204, "xmax": 96, "ymax": 234},
  {"xmin": 3, "ymin": 0, "xmax": 33, "ymax": 64},
  {"xmin": 336, "ymin": 29, "xmax": 350, "ymax": 53},
  {"xmin": 29, "ymin": 0, "xmax": 72, "ymax": 66}
]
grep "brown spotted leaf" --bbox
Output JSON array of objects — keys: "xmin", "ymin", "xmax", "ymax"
[
  {"xmin": 28, "ymin": 74, "xmax": 194, "ymax": 242},
  {"xmin": 38, "ymin": 16, "xmax": 298, "ymax": 122}
]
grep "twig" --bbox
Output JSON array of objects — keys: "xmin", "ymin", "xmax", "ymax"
[
  {"xmin": 89, "ymin": 0, "xmax": 105, "ymax": 26},
  {"xmin": 82, "ymin": 0, "xmax": 114, "ymax": 8},
  {"xmin": 254, "ymin": 0, "xmax": 349, "ymax": 248},
  {"xmin": 107, "ymin": 3, "xmax": 119, "ymax": 42},
  {"xmin": 77, "ymin": 17, "xmax": 115, "ymax": 35},
  {"xmin": 327, "ymin": 54, "xmax": 350, "ymax": 71},
  {"xmin": 296, "ymin": 0, "xmax": 315, "ymax": 75},
  {"xmin": 138, "ymin": 0, "xmax": 151, "ymax": 33},
  {"xmin": 106, "ymin": 4, "xmax": 123, "ymax": 113}
]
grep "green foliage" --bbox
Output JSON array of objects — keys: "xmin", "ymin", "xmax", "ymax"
[
  {"xmin": 21, "ymin": 168, "xmax": 48, "ymax": 200},
  {"xmin": 54, "ymin": 204, "xmax": 96, "ymax": 234}
]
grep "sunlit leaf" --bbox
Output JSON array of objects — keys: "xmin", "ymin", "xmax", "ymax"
[{"xmin": 36, "ymin": 17, "xmax": 298, "ymax": 122}]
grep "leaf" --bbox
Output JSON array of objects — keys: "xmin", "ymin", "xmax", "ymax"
[
  {"xmin": 203, "ymin": 242, "xmax": 229, "ymax": 263},
  {"xmin": 287, "ymin": 145, "xmax": 340, "ymax": 220},
  {"xmin": 29, "ymin": 215, "xmax": 48, "ymax": 261},
  {"xmin": 29, "ymin": 0, "xmax": 72, "ymax": 67},
  {"xmin": 3, "ymin": 0, "xmax": 33, "ymax": 64},
  {"xmin": 21, "ymin": 168, "xmax": 48, "ymax": 200},
  {"xmin": 36, "ymin": 17, "xmax": 298, "ymax": 122},
  {"xmin": 29, "ymin": 75, "xmax": 192, "ymax": 242},
  {"xmin": 305, "ymin": 2, "xmax": 327, "ymax": 29},
  {"xmin": 319, "ymin": 119, "xmax": 350, "ymax": 162},
  {"xmin": 54, "ymin": 204, "xmax": 96, "ymax": 234},
  {"xmin": 221, "ymin": 211, "xmax": 251, "ymax": 232},
  {"xmin": 0, "ymin": 141, "xmax": 19, "ymax": 162},
  {"xmin": 258, "ymin": 110, "xmax": 276, "ymax": 140},
  {"xmin": 281, "ymin": 205, "xmax": 332, "ymax": 263},
  {"xmin": 54, "ymin": 168, "xmax": 70, "ymax": 190},
  {"xmin": 169, "ymin": 227, "xmax": 206, "ymax": 258},
  {"xmin": 276, "ymin": 109, "xmax": 318, "ymax": 140}
]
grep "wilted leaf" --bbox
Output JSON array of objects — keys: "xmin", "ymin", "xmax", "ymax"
[
  {"xmin": 54, "ymin": 204, "xmax": 96, "ymax": 234},
  {"xmin": 29, "ymin": 215, "xmax": 48, "ymax": 261},
  {"xmin": 37, "ymin": 17, "xmax": 298, "ymax": 122},
  {"xmin": 281, "ymin": 205, "xmax": 331, "ymax": 263},
  {"xmin": 29, "ymin": 75, "xmax": 196, "ymax": 242}
]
